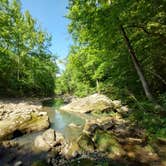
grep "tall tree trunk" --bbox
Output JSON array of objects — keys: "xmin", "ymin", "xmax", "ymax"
[{"xmin": 120, "ymin": 25, "xmax": 153, "ymax": 101}]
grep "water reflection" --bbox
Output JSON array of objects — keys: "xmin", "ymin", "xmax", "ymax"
[
  {"xmin": 51, "ymin": 110, "xmax": 85, "ymax": 141},
  {"xmin": 43, "ymin": 107, "xmax": 85, "ymax": 141}
]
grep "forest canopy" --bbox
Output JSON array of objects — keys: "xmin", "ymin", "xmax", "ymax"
[
  {"xmin": 56, "ymin": 0, "xmax": 166, "ymax": 104},
  {"xmin": 0, "ymin": 0, "xmax": 58, "ymax": 97}
]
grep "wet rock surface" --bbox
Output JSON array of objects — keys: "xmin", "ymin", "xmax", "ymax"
[
  {"xmin": 78, "ymin": 112, "xmax": 165, "ymax": 166},
  {"xmin": 34, "ymin": 128, "xmax": 65, "ymax": 152},
  {"xmin": 59, "ymin": 94, "xmax": 165, "ymax": 165},
  {"xmin": 0, "ymin": 99, "xmax": 49, "ymax": 141}
]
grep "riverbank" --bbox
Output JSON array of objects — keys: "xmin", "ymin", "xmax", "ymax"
[
  {"xmin": 59, "ymin": 94, "xmax": 166, "ymax": 166},
  {"xmin": 0, "ymin": 96, "xmax": 165, "ymax": 166},
  {"xmin": 0, "ymin": 98, "xmax": 49, "ymax": 141},
  {"xmin": 0, "ymin": 99, "xmax": 46, "ymax": 165}
]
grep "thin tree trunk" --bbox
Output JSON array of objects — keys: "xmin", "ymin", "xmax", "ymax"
[
  {"xmin": 17, "ymin": 36, "xmax": 20, "ymax": 82},
  {"xmin": 120, "ymin": 25, "xmax": 153, "ymax": 101},
  {"xmin": 17, "ymin": 56, "xmax": 20, "ymax": 81},
  {"xmin": 96, "ymin": 79, "xmax": 100, "ymax": 94}
]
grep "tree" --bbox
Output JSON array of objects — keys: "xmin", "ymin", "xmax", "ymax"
[
  {"xmin": 0, "ymin": 0, "xmax": 58, "ymax": 96},
  {"xmin": 64, "ymin": 0, "xmax": 166, "ymax": 100}
]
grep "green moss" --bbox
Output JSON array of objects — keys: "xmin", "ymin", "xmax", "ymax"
[
  {"xmin": 0, "ymin": 113, "xmax": 49, "ymax": 141},
  {"xmin": 93, "ymin": 129, "xmax": 123, "ymax": 156},
  {"xmin": 19, "ymin": 113, "xmax": 49, "ymax": 130},
  {"xmin": 66, "ymin": 142, "xmax": 81, "ymax": 157},
  {"xmin": 77, "ymin": 133, "xmax": 95, "ymax": 152}
]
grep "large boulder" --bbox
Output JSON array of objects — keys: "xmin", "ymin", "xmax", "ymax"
[
  {"xmin": 0, "ymin": 99, "xmax": 50, "ymax": 141},
  {"xmin": 62, "ymin": 133, "xmax": 95, "ymax": 158},
  {"xmin": 60, "ymin": 93, "xmax": 129, "ymax": 115},
  {"xmin": 34, "ymin": 129, "xmax": 56, "ymax": 152},
  {"xmin": 34, "ymin": 129, "xmax": 66, "ymax": 153},
  {"xmin": 0, "ymin": 112, "xmax": 49, "ymax": 141},
  {"xmin": 0, "ymin": 100, "xmax": 42, "ymax": 121},
  {"xmin": 34, "ymin": 135, "xmax": 51, "ymax": 152},
  {"xmin": 60, "ymin": 94, "xmax": 113, "ymax": 114},
  {"xmin": 83, "ymin": 115, "xmax": 127, "ymax": 136},
  {"xmin": 42, "ymin": 128, "xmax": 56, "ymax": 147}
]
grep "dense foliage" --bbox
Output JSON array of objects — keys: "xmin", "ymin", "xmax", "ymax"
[
  {"xmin": 0, "ymin": 0, "xmax": 57, "ymax": 96},
  {"xmin": 57, "ymin": 0, "xmax": 166, "ymax": 101},
  {"xmin": 55, "ymin": 0, "xmax": 166, "ymax": 138}
]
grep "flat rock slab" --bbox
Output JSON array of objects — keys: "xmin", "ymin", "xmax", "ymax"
[
  {"xmin": 0, "ymin": 112, "xmax": 49, "ymax": 141},
  {"xmin": 0, "ymin": 99, "xmax": 49, "ymax": 141},
  {"xmin": 60, "ymin": 94, "xmax": 113, "ymax": 113}
]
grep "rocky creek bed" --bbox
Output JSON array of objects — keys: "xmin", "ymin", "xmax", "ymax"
[{"xmin": 0, "ymin": 95, "xmax": 166, "ymax": 166}]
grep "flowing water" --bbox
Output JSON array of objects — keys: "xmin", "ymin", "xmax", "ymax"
[
  {"xmin": 0, "ymin": 99, "xmax": 120, "ymax": 165},
  {"xmin": 14, "ymin": 98, "xmax": 87, "ymax": 145},
  {"xmin": 43, "ymin": 106, "xmax": 85, "ymax": 141},
  {"xmin": 42, "ymin": 98, "xmax": 97, "ymax": 141}
]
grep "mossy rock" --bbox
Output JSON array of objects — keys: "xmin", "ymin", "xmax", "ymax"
[
  {"xmin": 77, "ymin": 133, "xmax": 95, "ymax": 152},
  {"xmin": 60, "ymin": 94, "xmax": 113, "ymax": 113},
  {"xmin": 132, "ymin": 145, "xmax": 159, "ymax": 163},
  {"xmin": 93, "ymin": 129, "xmax": 125, "ymax": 158},
  {"xmin": 0, "ymin": 112, "xmax": 49, "ymax": 141},
  {"xmin": 65, "ymin": 142, "xmax": 81, "ymax": 158},
  {"xmin": 19, "ymin": 112, "xmax": 49, "ymax": 132}
]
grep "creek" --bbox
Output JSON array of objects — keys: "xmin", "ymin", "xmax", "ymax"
[
  {"xmin": 13, "ymin": 98, "xmax": 95, "ymax": 148},
  {"xmin": 42, "ymin": 98, "xmax": 98, "ymax": 141},
  {"xmin": 44, "ymin": 106, "xmax": 85, "ymax": 141}
]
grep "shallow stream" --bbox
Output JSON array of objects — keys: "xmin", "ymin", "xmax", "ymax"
[
  {"xmin": 43, "ymin": 106, "xmax": 85, "ymax": 141},
  {"xmin": 1, "ymin": 99, "xmax": 112, "ymax": 166},
  {"xmin": 42, "ymin": 98, "xmax": 97, "ymax": 141}
]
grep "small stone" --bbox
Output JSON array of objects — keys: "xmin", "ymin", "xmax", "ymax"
[
  {"xmin": 127, "ymin": 152, "xmax": 135, "ymax": 159},
  {"xmin": 14, "ymin": 161, "xmax": 23, "ymax": 166},
  {"xmin": 112, "ymin": 100, "xmax": 122, "ymax": 109},
  {"xmin": 68, "ymin": 123, "xmax": 81, "ymax": 128},
  {"xmin": 38, "ymin": 112, "xmax": 47, "ymax": 116},
  {"xmin": 72, "ymin": 151, "xmax": 79, "ymax": 158},
  {"xmin": 120, "ymin": 106, "xmax": 128, "ymax": 112}
]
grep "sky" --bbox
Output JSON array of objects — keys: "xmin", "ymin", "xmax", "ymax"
[{"xmin": 21, "ymin": 0, "xmax": 72, "ymax": 60}]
